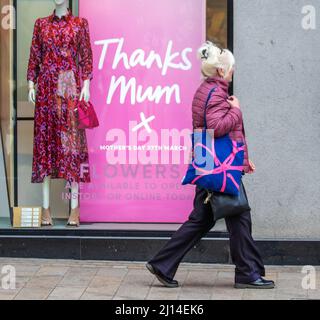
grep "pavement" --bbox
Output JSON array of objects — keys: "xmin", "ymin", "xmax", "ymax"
[{"xmin": 0, "ymin": 258, "xmax": 319, "ymax": 300}]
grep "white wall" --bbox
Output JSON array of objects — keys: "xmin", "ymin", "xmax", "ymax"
[{"xmin": 234, "ymin": 0, "xmax": 320, "ymax": 239}]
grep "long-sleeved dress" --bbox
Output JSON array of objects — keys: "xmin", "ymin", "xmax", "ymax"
[{"xmin": 27, "ymin": 9, "xmax": 92, "ymax": 184}]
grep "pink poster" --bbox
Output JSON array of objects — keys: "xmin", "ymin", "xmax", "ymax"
[{"xmin": 79, "ymin": 0, "xmax": 206, "ymax": 222}]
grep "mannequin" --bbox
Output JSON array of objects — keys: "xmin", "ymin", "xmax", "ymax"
[{"xmin": 27, "ymin": 0, "xmax": 92, "ymax": 227}]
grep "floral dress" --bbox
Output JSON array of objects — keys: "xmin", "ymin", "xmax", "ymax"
[{"xmin": 27, "ymin": 9, "xmax": 92, "ymax": 184}]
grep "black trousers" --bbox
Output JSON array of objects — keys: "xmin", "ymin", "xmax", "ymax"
[{"xmin": 148, "ymin": 184, "xmax": 265, "ymax": 284}]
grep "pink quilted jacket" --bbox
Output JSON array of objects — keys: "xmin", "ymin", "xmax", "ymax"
[{"xmin": 192, "ymin": 76, "xmax": 250, "ymax": 174}]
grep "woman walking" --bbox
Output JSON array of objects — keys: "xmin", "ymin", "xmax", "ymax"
[{"xmin": 146, "ymin": 41, "xmax": 275, "ymax": 289}]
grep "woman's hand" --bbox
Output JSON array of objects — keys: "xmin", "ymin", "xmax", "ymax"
[
  {"xmin": 227, "ymin": 95, "xmax": 240, "ymax": 109},
  {"xmin": 248, "ymin": 159, "xmax": 256, "ymax": 174}
]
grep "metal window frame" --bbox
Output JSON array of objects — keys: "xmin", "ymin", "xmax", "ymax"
[{"xmin": 227, "ymin": 0, "xmax": 234, "ymax": 95}]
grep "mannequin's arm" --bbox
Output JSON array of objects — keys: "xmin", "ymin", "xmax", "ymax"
[
  {"xmin": 79, "ymin": 79, "xmax": 91, "ymax": 102},
  {"xmin": 79, "ymin": 18, "xmax": 93, "ymax": 103},
  {"xmin": 28, "ymin": 80, "xmax": 36, "ymax": 105}
]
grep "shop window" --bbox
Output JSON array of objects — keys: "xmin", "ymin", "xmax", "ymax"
[
  {"xmin": 0, "ymin": 0, "xmax": 232, "ymax": 229},
  {"xmin": 0, "ymin": 0, "xmax": 14, "ymax": 210},
  {"xmin": 207, "ymin": 0, "xmax": 229, "ymax": 49}
]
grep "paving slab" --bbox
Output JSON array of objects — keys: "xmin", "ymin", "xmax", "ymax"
[{"xmin": 0, "ymin": 258, "xmax": 316, "ymax": 300}]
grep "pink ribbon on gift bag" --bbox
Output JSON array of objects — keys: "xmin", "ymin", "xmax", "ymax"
[{"xmin": 191, "ymin": 139, "xmax": 245, "ymax": 192}]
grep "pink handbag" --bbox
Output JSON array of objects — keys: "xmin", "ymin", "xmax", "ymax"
[{"xmin": 76, "ymin": 100, "xmax": 99, "ymax": 129}]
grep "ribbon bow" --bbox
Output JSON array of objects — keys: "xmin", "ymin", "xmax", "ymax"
[{"xmin": 191, "ymin": 138, "xmax": 245, "ymax": 192}]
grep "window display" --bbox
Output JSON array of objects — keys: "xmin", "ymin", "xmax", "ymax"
[
  {"xmin": 27, "ymin": 2, "xmax": 93, "ymax": 227},
  {"xmin": 0, "ymin": 0, "xmax": 230, "ymax": 229}
]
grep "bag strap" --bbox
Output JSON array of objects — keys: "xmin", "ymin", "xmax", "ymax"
[
  {"xmin": 203, "ymin": 86, "xmax": 218, "ymax": 129},
  {"xmin": 204, "ymin": 87, "xmax": 246, "ymax": 137}
]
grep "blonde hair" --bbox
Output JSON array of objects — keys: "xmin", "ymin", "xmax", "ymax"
[{"xmin": 197, "ymin": 41, "xmax": 235, "ymax": 79}]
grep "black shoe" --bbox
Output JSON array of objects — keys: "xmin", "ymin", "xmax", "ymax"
[
  {"xmin": 146, "ymin": 263, "xmax": 179, "ymax": 288},
  {"xmin": 234, "ymin": 277, "xmax": 275, "ymax": 289}
]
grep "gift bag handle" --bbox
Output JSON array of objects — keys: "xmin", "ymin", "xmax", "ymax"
[{"xmin": 203, "ymin": 86, "xmax": 218, "ymax": 130}]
